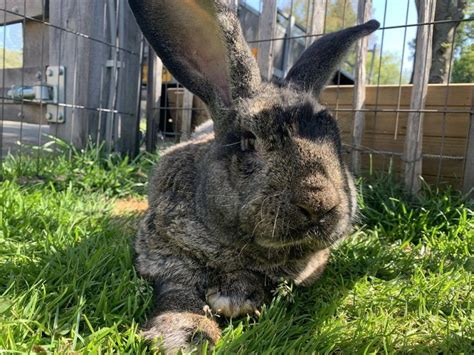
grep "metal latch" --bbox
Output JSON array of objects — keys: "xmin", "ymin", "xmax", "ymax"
[
  {"xmin": 6, "ymin": 66, "xmax": 66, "ymax": 124},
  {"xmin": 7, "ymin": 85, "xmax": 54, "ymax": 102},
  {"xmin": 45, "ymin": 66, "xmax": 66, "ymax": 124}
]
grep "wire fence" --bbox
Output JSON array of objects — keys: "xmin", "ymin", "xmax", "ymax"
[
  {"xmin": 0, "ymin": 0, "xmax": 142, "ymax": 165},
  {"xmin": 0, "ymin": 0, "xmax": 473, "ymax": 192}
]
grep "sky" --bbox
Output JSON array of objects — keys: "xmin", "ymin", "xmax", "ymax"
[
  {"xmin": 0, "ymin": 0, "xmax": 419, "ymax": 71},
  {"xmin": 243, "ymin": 0, "xmax": 418, "ymax": 72},
  {"xmin": 0, "ymin": 23, "xmax": 23, "ymax": 51}
]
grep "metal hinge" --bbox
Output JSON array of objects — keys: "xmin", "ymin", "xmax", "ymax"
[{"xmin": 6, "ymin": 66, "xmax": 66, "ymax": 124}]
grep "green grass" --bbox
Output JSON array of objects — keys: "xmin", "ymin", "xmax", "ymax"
[{"xmin": 1, "ymin": 146, "xmax": 472, "ymax": 354}]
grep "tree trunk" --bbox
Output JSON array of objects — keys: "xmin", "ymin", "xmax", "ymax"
[{"xmin": 414, "ymin": 0, "xmax": 466, "ymax": 83}]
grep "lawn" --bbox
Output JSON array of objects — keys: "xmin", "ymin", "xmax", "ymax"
[{"xmin": 0, "ymin": 145, "xmax": 472, "ymax": 354}]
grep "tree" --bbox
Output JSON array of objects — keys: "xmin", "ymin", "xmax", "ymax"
[
  {"xmin": 452, "ymin": 43, "xmax": 474, "ymax": 82},
  {"xmin": 279, "ymin": 0, "xmax": 356, "ymax": 31},
  {"xmin": 413, "ymin": 0, "xmax": 467, "ymax": 83},
  {"xmin": 367, "ymin": 50, "xmax": 409, "ymax": 85}
]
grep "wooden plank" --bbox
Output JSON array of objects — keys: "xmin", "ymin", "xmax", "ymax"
[
  {"xmin": 341, "ymin": 132, "xmax": 466, "ymax": 156},
  {"xmin": 305, "ymin": 0, "xmax": 326, "ymax": 48},
  {"xmin": 463, "ymin": 93, "xmax": 474, "ymax": 194},
  {"xmin": 48, "ymin": 0, "xmax": 108, "ymax": 148},
  {"xmin": 145, "ymin": 48, "xmax": 162, "ymax": 153},
  {"xmin": 1, "ymin": 104, "xmax": 46, "ymax": 124},
  {"xmin": 351, "ymin": 0, "xmax": 372, "ymax": 174},
  {"xmin": 257, "ymin": 0, "xmax": 277, "ymax": 81},
  {"xmin": 336, "ymin": 110, "xmax": 470, "ymax": 138},
  {"xmin": 180, "ymin": 89, "xmax": 193, "ymax": 141},
  {"xmin": 0, "ymin": 0, "xmax": 45, "ymax": 25},
  {"xmin": 221, "ymin": 0, "xmax": 238, "ymax": 12},
  {"xmin": 359, "ymin": 154, "xmax": 464, "ymax": 178},
  {"xmin": 114, "ymin": 0, "xmax": 142, "ymax": 156},
  {"xmin": 48, "ymin": 0, "xmax": 141, "ymax": 153},
  {"xmin": 282, "ymin": 15, "xmax": 295, "ymax": 76},
  {"xmin": 321, "ymin": 84, "xmax": 473, "ymax": 107},
  {"xmin": 0, "ymin": 67, "xmax": 42, "ymax": 89},
  {"xmin": 403, "ymin": 0, "xmax": 437, "ymax": 193}
]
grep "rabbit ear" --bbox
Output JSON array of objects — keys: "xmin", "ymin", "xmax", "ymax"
[
  {"xmin": 129, "ymin": 0, "xmax": 261, "ymax": 133},
  {"xmin": 285, "ymin": 20, "xmax": 380, "ymax": 98},
  {"xmin": 129, "ymin": 0, "xmax": 231, "ymax": 106}
]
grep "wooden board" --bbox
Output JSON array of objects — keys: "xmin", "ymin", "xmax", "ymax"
[
  {"xmin": 0, "ymin": 0, "xmax": 46, "ymax": 25},
  {"xmin": 321, "ymin": 84, "xmax": 474, "ymax": 108},
  {"xmin": 341, "ymin": 132, "xmax": 467, "ymax": 156},
  {"xmin": 336, "ymin": 110, "xmax": 470, "ymax": 138}
]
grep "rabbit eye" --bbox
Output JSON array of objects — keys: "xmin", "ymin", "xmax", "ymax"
[{"xmin": 240, "ymin": 131, "xmax": 256, "ymax": 152}]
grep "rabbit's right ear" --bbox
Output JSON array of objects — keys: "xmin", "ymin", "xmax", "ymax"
[
  {"xmin": 129, "ymin": 0, "xmax": 231, "ymax": 106},
  {"xmin": 129, "ymin": 0, "xmax": 261, "ymax": 136}
]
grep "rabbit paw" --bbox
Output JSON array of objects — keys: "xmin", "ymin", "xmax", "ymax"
[
  {"xmin": 141, "ymin": 311, "xmax": 221, "ymax": 353},
  {"xmin": 205, "ymin": 281, "xmax": 265, "ymax": 318}
]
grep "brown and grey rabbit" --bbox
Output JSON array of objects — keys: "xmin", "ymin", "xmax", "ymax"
[{"xmin": 129, "ymin": 0, "xmax": 379, "ymax": 352}]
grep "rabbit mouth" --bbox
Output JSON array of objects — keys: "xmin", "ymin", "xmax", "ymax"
[{"xmin": 255, "ymin": 222, "xmax": 336, "ymax": 249}]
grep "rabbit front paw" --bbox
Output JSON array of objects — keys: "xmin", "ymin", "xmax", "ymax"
[
  {"xmin": 141, "ymin": 311, "xmax": 221, "ymax": 353},
  {"xmin": 205, "ymin": 277, "xmax": 265, "ymax": 318}
]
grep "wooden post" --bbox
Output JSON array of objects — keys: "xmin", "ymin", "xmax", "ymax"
[
  {"xmin": 257, "ymin": 0, "xmax": 277, "ymax": 81},
  {"xmin": 351, "ymin": 0, "xmax": 372, "ymax": 175},
  {"xmin": 403, "ymin": 0, "xmax": 436, "ymax": 193},
  {"xmin": 305, "ymin": 0, "xmax": 326, "ymax": 48},
  {"xmin": 282, "ymin": 15, "xmax": 296, "ymax": 77},
  {"xmin": 115, "ymin": 0, "xmax": 142, "ymax": 156},
  {"xmin": 180, "ymin": 89, "xmax": 193, "ymax": 142},
  {"xmin": 222, "ymin": 0, "xmax": 238, "ymax": 12},
  {"xmin": 463, "ymin": 93, "xmax": 474, "ymax": 194},
  {"xmin": 145, "ymin": 47, "xmax": 163, "ymax": 152}
]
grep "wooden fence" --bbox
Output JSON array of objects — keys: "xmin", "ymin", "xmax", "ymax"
[{"xmin": 320, "ymin": 84, "xmax": 474, "ymax": 191}]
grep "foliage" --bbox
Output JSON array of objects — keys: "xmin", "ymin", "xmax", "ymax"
[
  {"xmin": 0, "ymin": 48, "xmax": 22, "ymax": 68},
  {"xmin": 0, "ymin": 150, "xmax": 472, "ymax": 353},
  {"xmin": 367, "ymin": 50, "xmax": 410, "ymax": 84},
  {"xmin": 0, "ymin": 137, "xmax": 158, "ymax": 197},
  {"xmin": 452, "ymin": 43, "xmax": 474, "ymax": 82},
  {"xmin": 279, "ymin": 0, "xmax": 356, "ymax": 31}
]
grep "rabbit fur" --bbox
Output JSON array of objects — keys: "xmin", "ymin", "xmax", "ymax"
[{"xmin": 129, "ymin": 0, "xmax": 379, "ymax": 352}]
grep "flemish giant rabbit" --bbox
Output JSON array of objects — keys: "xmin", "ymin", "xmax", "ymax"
[{"xmin": 129, "ymin": 0, "xmax": 379, "ymax": 352}]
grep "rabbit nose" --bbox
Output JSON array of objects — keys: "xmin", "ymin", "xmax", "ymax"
[
  {"xmin": 293, "ymin": 183, "xmax": 341, "ymax": 222},
  {"xmin": 296, "ymin": 202, "xmax": 338, "ymax": 222},
  {"xmin": 296, "ymin": 203, "xmax": 319, "ymax": 220}
]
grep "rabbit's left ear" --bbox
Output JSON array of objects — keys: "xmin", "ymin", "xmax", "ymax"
[{"xmin": 285, "ymin": 20, "xmax": 379, "ymax": 98}]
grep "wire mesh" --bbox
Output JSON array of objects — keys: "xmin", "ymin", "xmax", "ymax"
[
  {"xmin": 0, "ymin": 0, "xmax": 472, "ymax": 191},
  {"xmin": 0, "ymin": 0, "xmax": 143, "ymax": 174}
]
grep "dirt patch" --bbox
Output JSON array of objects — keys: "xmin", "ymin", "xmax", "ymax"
[{"xmin": 113, "ymin": 198, "xmax": 148, "ymax": 215}]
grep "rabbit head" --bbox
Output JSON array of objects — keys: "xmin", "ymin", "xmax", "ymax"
[{"xmin": 129, "ymin": 0, "xmax": 379, "ymax": 250}]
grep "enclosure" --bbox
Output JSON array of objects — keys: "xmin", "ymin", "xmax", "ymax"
[
  {"xmin": 0, "ymin": 0, "xmax": 473, "ymax": 193},
  {"xmin": 0, "ymin": 0, "xmax": 473, "ymax": 353}
]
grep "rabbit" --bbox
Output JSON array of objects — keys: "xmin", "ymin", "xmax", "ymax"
[{"xmin": 129, "ymin": 0, "xmax": 379, "ymax": 352}]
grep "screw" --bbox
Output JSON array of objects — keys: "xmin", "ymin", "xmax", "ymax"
[
  {"xmin": 46, "ymin": 112, "xmax": 53, "ymax": 121},
  {"xmin": 47, "ymin": 68, "xmax": 54, "ymax": 77},
  {"xmin": 12, "ymin": 6, "xmax": 19, "ymax": 13},
  {"xmin": 17, "ymin": 112, "xmax": 24, "ymax": 119},
  {"xmin": 58, "ymin": 67, "xmax": 64, "ymax": 75}
]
